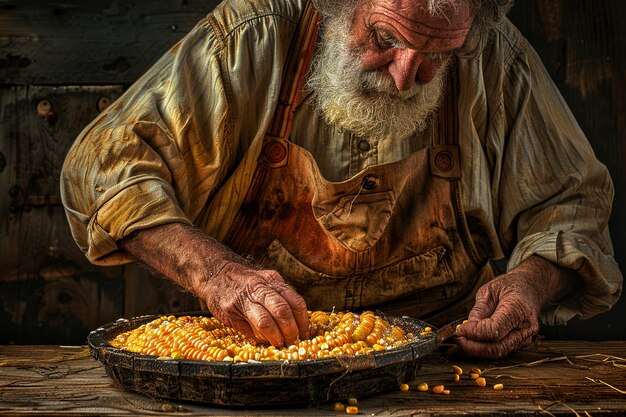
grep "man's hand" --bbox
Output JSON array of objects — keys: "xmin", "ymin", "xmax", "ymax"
[
  {"xmin": 454, "ymin": 272, "xmax": 540, "ymax": 358},
  {"xmin": 120, "ymin": 223, "xmax": 309, "ymax": 347},
  {"xmin": 455, "ymin": 256, "xmax": 578, "ymax": 359},
  {"xmin": 200, "ymin": 261, "xmax": 310, "ymax": 347}
]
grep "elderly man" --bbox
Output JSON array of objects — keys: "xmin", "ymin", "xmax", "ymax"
[{"xmin": 61, "ymin": 0, "xmax": 622, "ymax": 358}]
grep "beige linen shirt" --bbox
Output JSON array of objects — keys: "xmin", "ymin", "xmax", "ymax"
[{"xmin": 61, "ymin": 0, "xmax": 622, "ymax": 326}]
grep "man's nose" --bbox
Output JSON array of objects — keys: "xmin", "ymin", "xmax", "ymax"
[{"xmin": 387, "ymin": 49, "xmax": 435, "ymax": 91}]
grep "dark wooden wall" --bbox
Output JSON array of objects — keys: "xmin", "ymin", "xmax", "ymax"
[
  {"xmin": 508, "ymin": 1, "xmax": 626, "ymax": 341},
  {"xmin": 0, "ymin": 0, "xmax": 624, "ymax": 344},
  {"xmin": 0, "ymin": 0, "xmax": 219, "ymax": 344}
]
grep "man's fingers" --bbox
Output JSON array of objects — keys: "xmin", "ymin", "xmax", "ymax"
[
  {"xmin": 458, "ymin": 308, "xmax": 518, "ymax": 342},
  {"xmin": 460, "ymin": 292, "xmax": 527, "ymax": 342},
  {"xmin": 223, "ymin": 317, "xmax": 260, "ymax": 343},
  {"xmin": 213, "ymin": 266, "xmax": 310, "ymax": 347},
  {"xmin": 243, "ymin": 301, "xmax": 286, "ymax": 347},
  {"xmin": 246, "ymin": 276, "xmax": 305, "ymax": 345},
  {"xmin": 456, "ymin": 326, "xmax": 537, "ymax": 359},
  {"xmin": 258, "ymin": 291, "xmax": 302, "ymax": 346},
  {"xmin": 254, "ymin": 271, "xmax": 309, "ymax": 344},
  {"xmin": 271, "ymin": 282, "xmax": 310, "ymax": 341},
  {"xmin": 467, "ymin": 286, "xmax": 497, "ymax": 322}
]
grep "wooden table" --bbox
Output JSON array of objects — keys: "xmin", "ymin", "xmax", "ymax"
[{"xmin": 1, "ymin": 341, "xmax": 625, "ymax": 416}]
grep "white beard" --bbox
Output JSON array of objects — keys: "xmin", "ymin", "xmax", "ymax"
[{"xmin": 307, "ymin": 13, "xmax": 451, "ymax": 140}]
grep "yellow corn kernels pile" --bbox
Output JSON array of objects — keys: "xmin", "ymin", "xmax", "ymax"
[{"xmin": 109, "ymin": 310, "xmax": 415, "ymax": 362}]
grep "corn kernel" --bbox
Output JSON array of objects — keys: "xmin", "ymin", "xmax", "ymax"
[
  {"xmin": 475, "ymin": 377, "xmax": 487, "ymax": 387},
  {"xmin": 345, "ymin": 405, "xmax": 358, "ymax": 415},
  {"xmin": 451, "ymin": 365, "xmax": 463, "ymax": 375},
  {"xmin": 333, "ymin": 402, "xmax": 345, "ymax": 411},
  {"xmin": 432, "ymin": 385, "xmax": 445, "ymax": 394},
  {"xmin": 399, "ymin": 383, "xmax": 410, "ymax": 391},
  {"xmin": 493, "ymin": 383, "xmax": 504, "ymax": 390}
]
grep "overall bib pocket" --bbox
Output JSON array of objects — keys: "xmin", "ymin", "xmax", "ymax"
[{"xmin": 266, "ymin": 240, "xmax": 456, "ymax": 311}]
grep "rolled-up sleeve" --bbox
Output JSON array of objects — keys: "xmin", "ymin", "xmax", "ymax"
[
  {"xmin": 493, "ymin": 27, "xmax": 622, "ymax": 325},
  {"xmin": 60, "ymin": 19, "xmax": 230, "ymax": 265},
  {"xmin": 60, "ymin": 1, "xmax": 299, "ymax": 265}
]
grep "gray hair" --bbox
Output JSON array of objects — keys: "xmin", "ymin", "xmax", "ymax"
[{"xmin": 311, "ymin": 0, "xmax": 514, "ymax": 57}]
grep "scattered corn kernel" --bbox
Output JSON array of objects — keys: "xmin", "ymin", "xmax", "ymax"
[
  {"xmin": 333, "ymin": 402, "xmax": 345, "ymax": 411},
  {"xmin": 475, "ymin": 377, "xmax": 487, "ymax": 387},
  {"xmin": 417, "ymin": 382, "xmax": 429, "ymax": 391},
  {"xmin": 451, "ymin": 365, "xmax": 463, "ymax": 375},
  {"xmin": 432, "ymin": 385, "xmax": 445, "ymax": 394},
  {"xmin": 462, "ymin": 320, "xmax": 468, "ymax": 324},
  {"xmin": 347, "ymin": 397, "xmax": 358, "ymax": 405},
  {"xmin": 452, "ymin": 374, "xmax": 460, "ymax": 382},
  {"xmin": 345, "ymin": 405, "xmax": 359, "ymax": 415},
  {"xmin": 469, "ymin": 373, "xmax": 480, "ymax": 380},
  {"xmin": 493, "ymin": 383, "xmax": 504, "ymax": 390},
  {"xmin": 470, "ymin": 367, "xmax": 482, "ymax": 375},
  {"xmin": 442, "ymin": 389, "xmax": 451, "ymax": 395},
  {"xmin": 424, "ymin": 327, "xmax": 432, "ymax": 333},
  {"xmin": 399, "ymin": 383, "xmax": 410, "ymax": 391}
]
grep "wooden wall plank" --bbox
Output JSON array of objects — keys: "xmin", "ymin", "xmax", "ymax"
[
  {"xmin": 509, "ymin": 0, "xmax": 626, "ymax": 340},
  {"xmin": 0, "ymin": 0, "xmax": 220, "ymax": 85},
  {"xmin": 6, "ymin": 86, "xmax": 125, "ymax": 278},
  {"xmin": 0, "ymin": 85, "xmax": 130, "ymax": 344},
  {"xmin": 0, "ymin": 88, "xmax": 20, "ymax": 275},
  {"xmin": 0, "ymin": 87, "xmax": 23, "ymax": 344}
]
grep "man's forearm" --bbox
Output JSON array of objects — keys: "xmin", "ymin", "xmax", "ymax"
[
  {"xmin": 119, "ymin": 222, "xmax": 244, "ymax": 299},
  {"xmin": 119, "ymin": 222, "xmax": 310, "ymax": 346}
]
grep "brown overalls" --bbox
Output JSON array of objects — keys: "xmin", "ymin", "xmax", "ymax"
[{"xmin": 218, "ymin": 2, "xmax": 493, "ymax": 326}]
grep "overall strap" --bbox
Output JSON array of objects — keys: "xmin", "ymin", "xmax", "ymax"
[
  {"xmin": 430, "ymin": 64, "xmax": 461, "ymax": 179},
  {"xmin": 437, "ymin": 65, "xmax": 460, "ymax": 146},
  {"xmin": 266, "ymin": 1, "xmax": 321, "ymax": 139}
]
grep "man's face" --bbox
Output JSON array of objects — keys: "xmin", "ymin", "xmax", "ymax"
[{"xmin": 309, "ymin": 0, "xmax": 474, "ymax": 140}]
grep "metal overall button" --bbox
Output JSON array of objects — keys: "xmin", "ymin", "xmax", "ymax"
[
  {"xmin": 434, "ymin": 150, "xmax": 454, "ymax": 172},
  {"xmin": 263, "ymin": 140, "xmax": 287, "ymax": 164},
  {"xmin": 357, "ymin": 140, "xmax": 371, "ymax": 152},
  {"xmin": 362, "ymin": 174, "xmax": 380, "ymax": 190}
]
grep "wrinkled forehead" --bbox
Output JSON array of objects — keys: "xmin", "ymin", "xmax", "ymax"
[{"xmin": 364, "ymin": 0, "xmax": 474, "ymax": 49}]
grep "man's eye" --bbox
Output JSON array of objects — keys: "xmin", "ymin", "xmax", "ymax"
[{"xmin": 373, "ymin": 31, "xmax": 398, "ymax": 50}]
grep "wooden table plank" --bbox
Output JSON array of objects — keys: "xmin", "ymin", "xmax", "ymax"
[{"xmin": 1, "ymin": 342, "xmax": 625, "ymax": 416}]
